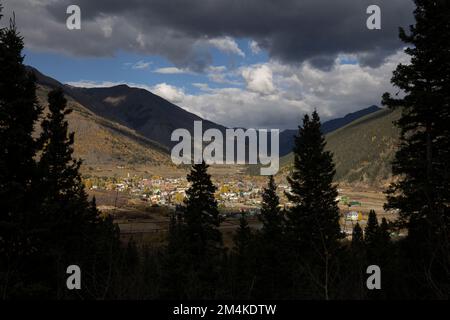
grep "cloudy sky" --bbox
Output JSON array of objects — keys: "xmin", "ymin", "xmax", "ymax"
[{"xmin": 2, "ymin": 0, "xmax": 414, "ymax": 129}]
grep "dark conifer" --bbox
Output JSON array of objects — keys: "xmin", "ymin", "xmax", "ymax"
[
  {"xmin": 0, "ymin": 12, "xmax": 42, "ymax": 298},
  {"xmin": 182, "ymin": 161, "xmax": 224, "ymax": 298},
  {"xmin": 252, "ymin": 176, "xmax": 288, "ymax": 299},
  {"xmin": 231, "ymin": 213, "xmax": 253, "ymax": 299},
  {"xmin": 349, "ymin": 222, "xmax": 366, "ymax": 299},
  {"xmin": 382, "ymin": 0, "xmax": 450, "ymax": 298},
  {"xmin": 364, "ymin": 210, "xmax": 379, "ymax": 247},
  {"xmin": 351, "ymin": 223, "xmax": 364, "ymax": 250},
  {"xmin": 160, "ymin": 212, "xmax": 188, "ymax": 299},
  {"xmin": 184, "ymin": 161, "xmax": 222, "ymax": 256},
  {"xmin": 260, "ymin": 176, "xmax": 284, "ymax": 238},
  {"xmin": 286, "ymin": 111, "xmax": 342, "ymax": 249},
  {"xmin": 378, "ymin": 218, "xmax": 391, "ymax": 246},
  {"xmin": 285, "ymin": 111, "xmax": 342, "ymax": 299},
  {"xmin": 37, "ymin": 88, "xmax": 120, "ymax": 298},
  {"xmin": 233, "ymin": 213, "xmax": 252, "ymax": 261}
]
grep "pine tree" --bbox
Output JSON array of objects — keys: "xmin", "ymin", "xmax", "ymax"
[
  {"xmin": 37, "ymin": 88, "xmax": 95, "ymax": 230},
  {"xmin": 160, "ymin": 212, "xmax": 188, "ymax": 299},
  {"xmin": 182, "ymin": 161, "xmax": 224, "ymax": 298},
  {"xmin": 382, "ymin": 0, "xmax": 450, "ymax": 298},
  {"xmin": 259, "ymin": 176, "xmax": 284, "ymax": 238},
  {"xmin": 253, "ymin": 176, "xmax": 288, "ymax": 299},
  {"xmin": 0, "ymin": 8, "xmax": 122, "ymax": 299},
  {"xmin": 378, "ymin": 218, "xmax": 391, "ymax": 246},
  {"xmin": 364, "ymin": 210, "xmax": 379, "ymax": 247},
  {"xmin": 116, "ymin": 238, "xmax": 140, "ymax": 298},
  {"xmin": 286, "ymin": 111, "xmax": 342, "ymax": 299},
  {"xmin": 36, "ymin": 88, "xmax": 120, "ymax": 298},
  {"xmin": 364, "ymin": 209, "xmax": 380, "ymax": 268},
  {"xmin": 349, "ymin": 222, "xmax": 366, "ymax": 299},
  {"xmin": 286, "ymin": 111, "xmax": 341, "ymax": 248},
  {"xmin": 184, "ymin": 161, "xmax": 222, "ymax": 256},
  {"xmin": 351, "ymin": 223, "xmax": 364, "ymax": 250},
  {"xmin": 35, "ymin": 88, "xmax": 87, "ymax": 297},
  {"xmin": 231, "ymin": 213, "xmax": 253, "ymax": 299},
  {"xmin": 85, "ymin": 196, "xmax": 120, "ymax": 299},
  {"xmin": 233, "ymin": 213, "xmax": 252, "ymax": 261},
  {"xmin": 0, "ymin": 12, "xmax": 43, "ymax": 298}
]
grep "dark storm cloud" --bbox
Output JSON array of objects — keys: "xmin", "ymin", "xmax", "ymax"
[{"xmin": 4, "ymin": 0, "xmax": 414, "ymax": 70}]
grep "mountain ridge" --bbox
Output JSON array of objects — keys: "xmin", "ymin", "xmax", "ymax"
[
  {"xmin": 29, "ymin": 66, "xmax": 228, "ymax": 151},
  {"xmin": 34, "ymin": 82, "xmax": 174, "ymax": 171},
  {"xmin": 279, "ymin": 107, "xmax": 401, "ymax": 187},
  {"xmin": 278, "ymin": 105, "xmax": 381, "ymax": 156},
  {"xmin": 30, "ymin": 67, "xmax": 399, "ymax": 186}
]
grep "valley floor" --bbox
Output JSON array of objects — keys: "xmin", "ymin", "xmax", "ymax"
[{"xmin": 89, "ymin": 187, "xmax": 399, "ymax": 248}]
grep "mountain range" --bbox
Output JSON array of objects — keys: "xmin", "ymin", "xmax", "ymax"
[{"xmin": 31, "ymin": 67, "xmax": 399, "ymax": 186}]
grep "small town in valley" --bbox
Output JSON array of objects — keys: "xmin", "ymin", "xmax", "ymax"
[{"xmin": 83, "ymin": 170, "xmax": 397, "ymax": 246}]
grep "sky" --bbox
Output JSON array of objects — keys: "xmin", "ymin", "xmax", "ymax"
[{"xmin": 1, "ymin": 0, "xmax": 415, "ymax": 129}]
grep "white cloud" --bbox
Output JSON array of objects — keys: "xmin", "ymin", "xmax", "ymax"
[
  {"xmin": 151, "ymin": 83, "xmax": 186, "ymax": 103},
  {"xmin": 136, "ymin": 33, "xmax": 146, "ymax": 48},
  {"xmin": 192, "ymin": 83, "xmax": 211, "ymax": 92},
  {"xmin": 131, "ymin": 60, "xmax": 152, "ymax": 69},
  {"xmin": 65, "ymin": 50, "xmax": 409, "ymax": 130},
  {"xmin": 249, "ymin": 40, "xmax": 261, "ymax": 54},
  {"xmin": 204, "ymin": 65, "xmax": 242, "ymax": 85},
  {"xmin": 174, "ymin": 50, "xmax": 408, "ymax": 129},
  {"xmin": 98, "ymin": 15, "xmax": 114, "ymax": 38},
  {"xmin": 208, "ymin": 37, "xmax": 245, "ymax": 57},
  {"xmin": 179, "ymin": 87, "xmax": 307, "ymax": 129},
  {"xmin": 153, "ymin": 67, "xmax": 190, "ymax": 74},
  {"xmin": 242, "ymin": 64, "xmax": 276, "ymax": 94},
  {"xmin": 207, "ymin": 65, "xmax": 227, "ymax": 73}
]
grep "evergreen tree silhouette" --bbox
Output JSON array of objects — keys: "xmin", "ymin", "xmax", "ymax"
[
  {"xmin": 349, "ymin": 222, "xmax": 367, "ymax": 299},
  {"xmin": 375, "ymin": 217, "xmax": 392, "ymax": 299},
  {"xmin": 36, "ymin": 88, "xmax": 91, "ymax": 297},
  {"xmin": 364, "ymin": 212, "xmax": 392, "ymax": 299},
  {"xmin": 286, "ymin": 111, "xmax": 342, "ymax": 249},
  {"xmin": 184, "ymin": 161, "xmax": 222, "ymax": 257},
  {"xmin": 378, "ymin": 218, "xmax": 390, "ymax": 247},
  {"xmin": 351, "ymin": 223, "xmax": 364, "ymax": 250},
  {"xmin": 364, "ymin": 210, "xmax": 379, "ymax": 248},
  {"xmin": 36, "ymin": 88, "xmax": 120, "ymax": 298},
  {"xmin": 382, "ymin": 0, "xmax": 450, "ymax": 298},
  {"xmin": 0, "ymin": 11, "xmax": 42, "ymax": 298},
  {"xmin": 160, "ymin": 212, "xmax": 188, "ymax": 299},
  {"xmin": 286, "ymin": 111, "xmax": 342, "ymax": 299},
  {"xmin": 231, "ymin": 213, "xmax": 253, "ymax": 299},
  {"xmin": 232, "ymin": 213, "xmax": 252, "ymax": 266},
  {"xmin": 260, "ymin": 176, "xmax": 284, "ymax": 238},
  {"xmin": 85, "ymin": 196, "xmax": 120, "ymax": 299},
  {"xmin": 182, "ymin": 161, "xmax": 224, "ymax": 298},
  {"xmin": 253, "ymin": 175, "xmax": 287, "ymax": 299}
]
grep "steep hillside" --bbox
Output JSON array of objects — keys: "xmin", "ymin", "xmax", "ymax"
[
  {"xmin": 279, "ymin": 105, "xmax": 381, "ymax": 156},
  {"xmin": 35, "ymin": 85, "xmax": 173, "ymax": 169},
  {"xmin": 29, "ymin": 66, "xmax": 227, "ymax": 150},
  {"xmin": 64, "ymin": 84, "xmax": 227, "ymax": 149},
  {"xmin": 280, "ymin": 108, "xmax": 401, "ymax": 187}
]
